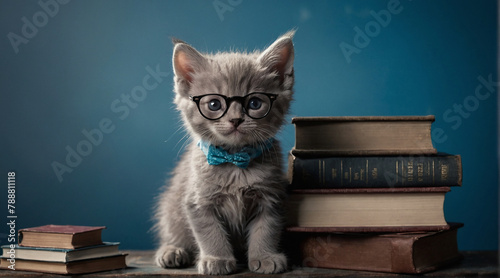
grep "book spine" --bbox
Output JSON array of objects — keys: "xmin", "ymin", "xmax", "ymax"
[
  {"xmin": 287, "ymin": 232, "xmax": 419, "ymax": 274},
  {"xmin": 391, "ymin": 238, "xmax": 418, "ymax": 273},
  {"xmin": 289, "ymin": 155, "xmax": 462, "ymax": 188}
]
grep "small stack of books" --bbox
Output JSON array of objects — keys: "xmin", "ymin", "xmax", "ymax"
[
  {"xmin": 286, "ymin": 115, "xmax": 463, "ymax": 274},
  {"xmin": 0, "ymin": 225, "xmax": 127, "ymax": 275}
]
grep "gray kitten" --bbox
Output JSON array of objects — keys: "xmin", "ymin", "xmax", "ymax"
[{"xmin": 154, "ymin": 30, "xmax": 295, "ymax": 275}]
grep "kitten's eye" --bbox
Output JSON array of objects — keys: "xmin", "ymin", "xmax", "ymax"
[
  {"xmin": 208, "ymin": 99, "xmax": 222, "ymax": 111},
  {"xmin": 248, "ymin": 97, "xmax": 262, "ymax": 110}
]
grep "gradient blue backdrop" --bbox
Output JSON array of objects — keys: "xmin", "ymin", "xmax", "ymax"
[{"xmin": 1, "ymin": 0, "xmax": 498, "ymax": 251}]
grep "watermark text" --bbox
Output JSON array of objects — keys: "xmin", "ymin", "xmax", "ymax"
[
  {"xmin": 51, "ymin": 64, "xmax": 169, "ymax": 182},
  {"xmin": 6, "ymin": 172, "xmax": 17, "ymax": 270},
  {"xmin": 7, "ymin": 0, "xmax": 70, "ymax": 54}
]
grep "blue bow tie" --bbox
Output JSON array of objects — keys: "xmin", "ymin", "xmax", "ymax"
[{"xmin": 198, "ymin": 138, "xmax": 275, "ymax": 169}]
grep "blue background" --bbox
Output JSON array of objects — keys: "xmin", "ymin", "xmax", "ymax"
[{"xmin": 1, "ymin": 0, "xmax": 498, "ymax": 251}]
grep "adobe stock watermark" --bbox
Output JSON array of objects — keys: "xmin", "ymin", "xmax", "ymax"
[
  {"xmin": 339, "ymin": 0, "xmax": 409, "ymax": 64},
  {"xmin": 5, "ymin": 172, "xmax": 17, "ymax": 271},
  {"xmin": 432, "ymin": 73, "xmax": 498, "ymax": 145},
  {"xmin": 7, "ymin": 0, "xmax": 70, "ymax": 54},
  {"xmin": 300, "ymin": 236, "xmax": 334, "ymax": 268},
  {"xmin": 288, "ymin": 234, "xmax": 334, "ymax": 277},
  {"xmin": 213, "ymin": 0, "xmax": 243, "ymax": 22},
  {"xmin": 379, "ymin": 74, "xmax": 498, "ymax": 187},
  {"xmin": 51, "ymin": 64, "xmax": 170, "ymax": 183}
]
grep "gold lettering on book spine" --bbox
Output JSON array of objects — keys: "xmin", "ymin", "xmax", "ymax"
[
  {"xmin": 432, "ymin": 161, "xmax": 435, "ymax": 184},
  {"xmin": 396, "ymin": 161, "xmax": 400, "ymax": 185},
  {"xmin": 318, "ymin": 160, "xmax": 323, "ymax": 186},
  {"xmin": 331, "ymin": 168, "xmax": 337, "ymax": 180},
  {"xmin": 417, "ymin": 162, "xmax": 424, "ymax": 182},
  {"xmin": 366, "ymin": 159, "xmax": 369, "ymax": 185},
  {"xmin": 341, "ymin": 160, "xmax": 344, "ymax": 187},
  {"xmin": 371, "ymin": 168, "xmax": 378, "ymax": 180},
  {"xmin": 322, "ymin": 160, "xmax": 326, "ymax": 185},
  {"xmin": 407, "ymin": 161, "xmax": 414, "ymax": 182},
  {"xmin": 441, "ymin": 164, "xmax": 449, "ymax": 181}
]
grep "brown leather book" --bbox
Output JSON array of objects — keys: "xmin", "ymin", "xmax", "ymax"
[
  {"xmin": 287, "ymin": 223, "xmax": 463, "ymax": 274},
  {"xmin": 19, "ymin": 225, "xmax": 105, "ymax": 249},
  {"xmin": 292, "ymin": 115, "xmax": 437, "ymax": 156}
]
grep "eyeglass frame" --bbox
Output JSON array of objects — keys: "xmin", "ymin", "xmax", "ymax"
[{"xmin": 189, "ymin": 92, "xmax": 278, "ymax": 120}]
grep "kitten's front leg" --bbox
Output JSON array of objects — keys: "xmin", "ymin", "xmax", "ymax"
[
  {"xmin": 246, "ymin": 197, "xmax": 287, "ymax": 274},
  {"xmin": 186, "ymin": 200, "xmax": 236, "ymax": 275}
]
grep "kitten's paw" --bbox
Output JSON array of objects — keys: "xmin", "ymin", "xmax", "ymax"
[
  {"xmin": 197, "ymin": 256, "xmax": 236, "ymax": 275},
  {"xmin": 249, "ymin": 252, "xmax": 287, "ymax": 274},
  {"xmin": 155, "ymin": 245, "xmax": 190, "ymax": 268}
]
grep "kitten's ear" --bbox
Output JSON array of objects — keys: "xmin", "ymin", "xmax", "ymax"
[
  {"xmin": 172, "ymin": 40, "xmax": 208, "ymax": 83},
  {"xmin": 258, "ymin": 30, "xmax": 295, "ymax": 82}
]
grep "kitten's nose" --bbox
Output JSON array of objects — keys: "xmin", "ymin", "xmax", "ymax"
[{"xmin": 229, "ymin": 118, "xmax": 244, "ymax": 128}]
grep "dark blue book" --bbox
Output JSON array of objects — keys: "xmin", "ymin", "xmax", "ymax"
[{"xmin": 288, "ymin": 153, "xmax": 462, "ymax": 188}]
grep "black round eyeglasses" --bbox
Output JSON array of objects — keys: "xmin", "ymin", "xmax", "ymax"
[{"xmin": 189, "ymin": 93, "xmax": 278, "ymax": 120}]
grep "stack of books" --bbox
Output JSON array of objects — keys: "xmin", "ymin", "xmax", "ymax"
[
  {"xmin": 286, "ymin": 115, "xmax": 463, "ymax": 274},
  {"xmin": 0, "ymin": 225, "xmax": 127, "ymax": 275}
]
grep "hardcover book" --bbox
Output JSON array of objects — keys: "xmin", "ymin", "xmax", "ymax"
[
  {"xmin": 288, "ymin": 153, "xmax": 462, "ymax": 188},
  {"xmin": 286, "ymin": 187, "xmax": 449, "ymax": 230},
  {"xmin": 0, "ymin": 254, "xmax": 127, "ymax": 275},
  {"xmin": 19, "ymin": 225, "xmax": 105, "ymax": 249},
  {"xmin": 1, "ymin": 242, "xmax": 120, "ymax": 263},
  {"xmin": 287, "ymin": 223, "xmax": 463, "ymax": 274},
  {"xmin": 292, "ymin": 115, "xmax": 436, "ymax": 156}
]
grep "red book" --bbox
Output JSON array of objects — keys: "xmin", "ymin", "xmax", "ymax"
[{"xmin": 19, "ymin": 225, "xmax": 105, "ymax": 249}]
